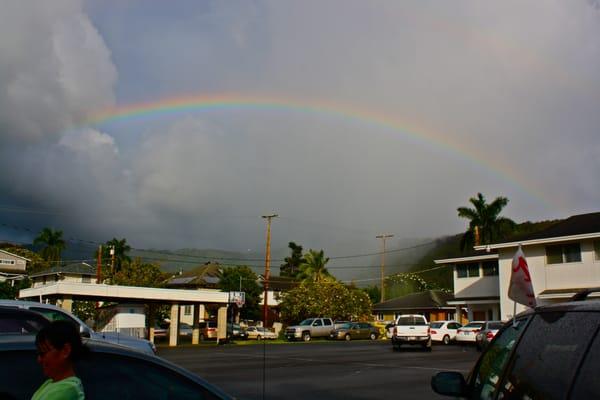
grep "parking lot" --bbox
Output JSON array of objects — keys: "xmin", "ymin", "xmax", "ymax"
[{"xmin": 159, "ymin": 341, "xmax": 480, "ymax": 399}]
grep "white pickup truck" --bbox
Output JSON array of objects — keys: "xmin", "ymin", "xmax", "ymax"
[{"xmin": 391, "ymin": 314, "xmax": 431, "ymax": 351}]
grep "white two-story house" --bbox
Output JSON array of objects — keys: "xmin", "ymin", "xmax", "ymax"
[
  {"xmin": 474, "ymin": 212, "xmax": 600, "ymax": 320},
  {"xmin": 437, "ymin": 212, "xmax": 600, "ymax": 322},
  {"xmin": 434, "ymin": 251, "xmax": 500, "ymax": 322}
]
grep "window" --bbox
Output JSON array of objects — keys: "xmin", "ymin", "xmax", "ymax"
[
  {"xmin": 482, "ymin": 261, "xmax": 498, "ymax": 276},
  {"xmin": 594, "ymin": 240, "xmax": 600, "ymax": 261},
  {"xmin": 323, "ymin": 319, "xmax": 332, "ymax": 326},
  {"xmin": 184, "ymin": 305, "xmax": 192, "ymax": 316},
  {"xmin": 498, "ymin": 312, "xmax": 598, "ymax": 400},
  {"xmin": 1, "ymin": 259, "xmax": 15, "ymax": 265},
  {"xmin": 376, "ymin": 313, "xmax": 384, "ymax": 321},
  {"xmin": 546, "ymin": 243, "xmax": 581, "ymax": 264},
  {"xmin": 570, "ymin": 329, "xmax": 600, "ymax": 398},
  {"xmin": 457, "ymin": 263, "xmax": 480, "ymax": 278},
  {"xmin": 471, "ymin": 316, "xmax": 530, "ymax": 399},
  {"xmin": 313, "ymin": 319, "xmax": 322, "ymax": 326},
  {"xmin": 30, "ymin": 307, "xmax": 79, "ymax": 327}
]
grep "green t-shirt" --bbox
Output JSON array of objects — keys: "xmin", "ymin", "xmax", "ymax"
[{"xmin": 31, "ymin": 376, "xmax": 85, "ymax": 400}]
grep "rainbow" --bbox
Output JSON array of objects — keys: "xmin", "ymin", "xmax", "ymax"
[{"xmin": 87, "ymin": 93, "xmax": 550, "ymax": 206}]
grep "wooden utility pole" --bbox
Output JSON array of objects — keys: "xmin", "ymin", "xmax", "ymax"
[
  {"xmin": 110, "ymin": 245, "xmax": 116, "ymax": 274},
  {"xmin": 262, "ymin": 214, "xmax": 278, "ymax": 327},
  {"xmin": 376, "ymin": 234, "xmax": 394, "ymax": 302},
  {"xmin": 96, "ymin": 245, "xmax": 102, "ymax": 284}
]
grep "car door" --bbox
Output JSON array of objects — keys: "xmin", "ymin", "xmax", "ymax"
[
  {"xmin": 312, "ymin": 319, "xmax": 323, "ymax": 336},
  {"xmin": 447, "ymin": 322, "xmax": 460, "ymax": 339}
]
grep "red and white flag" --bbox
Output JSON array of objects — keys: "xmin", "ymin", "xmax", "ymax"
[{"xmin": 508, "ymin": 246, "xmax": 536, "ymax": 308}]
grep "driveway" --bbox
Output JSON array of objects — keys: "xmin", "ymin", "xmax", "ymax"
[{"xmin": 159, "ymin": 341, "xmax": 480, "ymax": 399}]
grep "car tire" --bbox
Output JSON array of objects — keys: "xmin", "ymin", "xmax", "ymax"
[
  {"xmin": 370, "ymin": 333, "xmax": 377, "ymax": 340},
  {"xmin": 302, "ymin": 332, "xmax": 311, "ymax": 342},
  {"xmin": 443, "ymin": 335, "xmax": 450, "ymax": 345},
  {"xmin": 345, "ymin": 334, "xmax": 351, "ymax": 341}
]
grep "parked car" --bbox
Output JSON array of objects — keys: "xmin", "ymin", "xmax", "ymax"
[
  {"xmin": 0, "ymin": 335, "xmax": 233, "ymax": 399},
  {"xmin": 153, "ymin": 322, "xmax": 169, "ymax": 339},
  {"xmin": 391, "ymin": 314, "xmax": 431, "ymax": 351},
  {"xmin": 329, "ymin": 322, "xmax": 379, "ymax": 341},
  {"xmin": 429, "ymin": 320, "xmax": 462, "ymax": 345},
  {"xmin": 454, "ymin": 321, "xmax": 485, "ymax": 343},
  {"xmin": 285, "ymin": 317, "xmax": 334, "ymax": 341},
  {"xmin": 385, "ymin": 322, "xmax": 395, "ymax": 339},
  {"xmin": 245, "ymin": 326, "xmax": 277, "ymax": 340},
  {"xmin": 199, "ymin": 321, "xmax": 218, "ymax": 340},
  {"xmin": 179, "ymin": 322, "xmax": 193, "ymax": 337},
  {"xmin": 432, "ymin": 289, "xmax": 600, "ymax": 399},
  {"xmin": 0, "ymin": 307, "xmax": 50, "ymax": 335},
  {"xmin": 474, "ymin": 320, "xmax": 504, "ymax": 351},
  {"xmin": 0, "ymin": 300, "xmax": 156, "ymax": 355},
  {"xmin": 227, "ymin": 323, "xmax": 246, "ymax": 340}
]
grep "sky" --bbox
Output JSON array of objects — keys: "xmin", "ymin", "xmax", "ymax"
[{"xmin": 1, "ymin": 1, "xmax": 600, "ymax": 279}]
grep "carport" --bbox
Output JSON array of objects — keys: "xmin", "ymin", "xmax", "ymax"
[{"xmin": 19, "ymin": 282, "xmax": 231, "ymax": 346}]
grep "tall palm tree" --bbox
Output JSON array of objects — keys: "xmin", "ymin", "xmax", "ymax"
[
  {"xmin": 298, "ymin": 249, "xmax": 332, "ymax": 283},
  {"xmin": 33, "ymin": 227, "xmax": 66, "ymax": 262},
  {"xmin": 457, "ymin": 193, "xmax": 516, "ymax": 251}
]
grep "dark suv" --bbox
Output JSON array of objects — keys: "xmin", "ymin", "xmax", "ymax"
[{"xmin": 432, "ymin": 288, "xmax": 600, "ymax": 399}]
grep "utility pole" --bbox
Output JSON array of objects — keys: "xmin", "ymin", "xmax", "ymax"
[
  {"xmin": 110, "ymin": 245, "xmax": 116, "ymax": 274},
  {"xmin": 96, "ymin": 245, "xmax": 102, "ymax": 284},
  {"xmin": 376, "ymin": 234, "xmax": 394, "ymax": 302},
  {"xmin": 262, "ymin": 214, "xmax": 278, "ymax": 327}
]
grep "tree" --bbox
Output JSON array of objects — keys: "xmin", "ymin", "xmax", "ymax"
[
  {"xmin": 218, "ymin": 265, "xmax": 262, "ymax": 321},
  {"xmin": 279, "ymin": 281, "xmax": 372, "ymax": 323},
  {"xmin": 99, "ymin": 238, "xmax": 132, "ymax": 274},
  {"xmin": 280, "ymin": 242, "xmax": 305, "ymax": 278},
  {"xmin": 457, "ymin": 193, "xmax": 516, "ymax": 251},
  {"xmin": 111, "ymin": 258, "xmax": 167, "ymax": 287},
  {"xmin": 33, "ymin": 227, "xmax": 66, "ymax": 262},
  {"xmin": 0, "ymin": 278, "xmax": 31, "ymax": 299},
  {"xmin": 362, "ymin": 285, "xmax": 381, "ymax": 304},
  {"xmin": 297, "ymin": 249, "xmax": 332, "ymax": 283}
]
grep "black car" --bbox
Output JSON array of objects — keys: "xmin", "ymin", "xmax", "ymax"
[
  {"xmin": 0, "ymin": 336, "xmax": 234, "ymax": 400},
  {"xmin": 432, "ymin": 288, "xmax": 600, "ymax": 399}
]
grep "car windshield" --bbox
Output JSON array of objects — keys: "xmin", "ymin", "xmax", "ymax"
[
  {"xmin": 337, "ymin": 323, "xmax": 352, "ymax": 329},
  {"xmin": 299, "ymin": 319, "xmax": 314, "ymax": 326},
  {"xmin": 430, "ymin": 322, "xmax": 444, "ymax": 329},
  {"xmin": 464, "ymin": 323, "xmax": 485, "ymax": 329},
  {"xmin": 488, "ymin": 322, "xmax": 504, "ymax": 330}
]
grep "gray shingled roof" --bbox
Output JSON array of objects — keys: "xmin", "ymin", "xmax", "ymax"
[{"xmin": 30, "ymin": 262, "xmax": 96, "ymax": 278}]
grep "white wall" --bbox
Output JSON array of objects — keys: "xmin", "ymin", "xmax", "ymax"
[{"xmin": 498, "ymin": 239, "xmax": 600, "ymax": 320}]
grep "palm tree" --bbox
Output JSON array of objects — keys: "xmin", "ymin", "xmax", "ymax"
[
  {"xmin": 298, "ymin": 249, "xmax": 332, "ymax": 283},
  {"xmin": 33, "ymin": 228, "xmax": 66, "ymax": 262},
  {"xmin": 457, "ymin": 193, "xmax": 516, "ymax": 251}
]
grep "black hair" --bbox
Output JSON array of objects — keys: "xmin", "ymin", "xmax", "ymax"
[{"xmin": 35, "ymin": 320, "xmax": 87, "ymax": 361}]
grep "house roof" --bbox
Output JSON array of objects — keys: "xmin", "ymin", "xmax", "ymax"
[
  {"xmin": 434, "ymin": 251, "xmax": 498, "ymax": 265},
  {"xmin": 165, "ymin": 262, "xmax": 221, "ymax": 287},
  {"xmin": 475, "ymin": 212, "xmax": 600, "ymax": 250},
  {"xmin": 30, "ymin": 262, "xmax": 96, "ymax": 278},
  {"xmin": 372, "ymin": 290, "xmax": 455, "ymax": 312},
  {"xmin": 0, "ymin": 249, "xmax": 30, "ymax": 261}
]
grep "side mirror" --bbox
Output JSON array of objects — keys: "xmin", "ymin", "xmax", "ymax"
[
  {"xmin": 80, "ymin": 326, "xmax": 92, "ymax": 338},
  {"xmin": 431, "ymin": 371, "xmax": 467, "ymax": 397}
]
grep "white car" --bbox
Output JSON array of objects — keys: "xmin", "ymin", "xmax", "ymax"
[
  {"xmin": 454, "ymin": 321, "xmax": 485, "ymax": 343},
  {"xmin": 245, "ymin": 326, "xmax": 277, "ymax": 340},
  {"xmin": 429, "ymin": 320, "xmax": 462, "ymax": 345}
]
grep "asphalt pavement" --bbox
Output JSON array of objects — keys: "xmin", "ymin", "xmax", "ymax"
[{"xmin": 159, "ymin": 340, "xmax": 480, "ymax": 400}]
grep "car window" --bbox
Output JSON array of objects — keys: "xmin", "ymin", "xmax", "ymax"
[
  {"xmin": 0, "ymin": 314, "xmax": 47, "ymax": 335},
  {"xmin": 497, "ymin": 312, "xmax": 598, "ymax": 400},
  {"xmin": 570, "ymin": 327, "xmax": 600, "ymax": 398},
  {"xmin": 464, "ymin": 322, "xmax": 484, "ymax": 329},
  {"xmin": 430, "ymin": 322, "xmax": 444, "ymax": 329},
  {"xmin": 449, "ymin": 323, "xmax": 461, "ymax": 329},
  {"xmin": 488, "ymin": 322, "xmax": 503, "ymax": 330},
  {"xmin": 299, "ymin": 319, "xmax": 314, "ymax": 326},
  {"xmin": 323, "ymin": 319, "xmax": 332, "ymax": 326},
  {"xmin": 30, "ymin": 307, "xmax": 79, "ymax": 327},
  {"xmin": 397, "ymin": 316, "xmax": 414, "ymax": 325},
  {"xmin": 313, "ymin": 319, "xmax": 323, "ymax": 327},
  {"xmin": 470, "ymin": 316, "xmax": 530, "ymax": 400},
  {"xmin": 77, "ymin": 352, "xmax": 225, "ymax": 399}
]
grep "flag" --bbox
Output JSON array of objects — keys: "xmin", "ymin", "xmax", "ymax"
[{"xmin": 508, "ymin": 246, "xmax": 536, "ymax": 308}]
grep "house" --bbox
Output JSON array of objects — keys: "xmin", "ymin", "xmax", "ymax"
[
  {"xmin": 473, "ymin": 212, "xmax": 600, "ymax": 320},
  {"xmin": 0, "ymin": 249, "xmax": 29, "ymax": 276},
  {"xmin": 434, "ymin": 250, "xmax": 500, "ymax": 322},
  {"xmin": 165, "ymin": 262, "xmax": 222, "ymax": 324},
  {"xmin": 30, "ymin": 262, "xmax": 97, "ymax": 288},
  {"xmin": 372, "ymin": 290, "xmax": 462, "ymax": 323},
  {"xmin": 96, "ymin": 303, "xmax": 147, "ymax": 338},
  {"xmin": 436, "ymin": 212, "xmax": 600, "ymax": 322}
]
